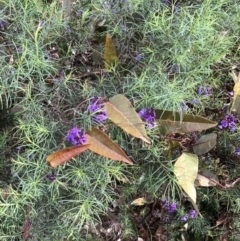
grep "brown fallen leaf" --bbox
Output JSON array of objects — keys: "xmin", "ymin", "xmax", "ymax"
[
  {"xmin": 46, "ymin": 144, "xmax": 91, "ymax": 167},
  {"xmin": 86, "ymin": 127, "xmax": 133, "ymax": 164}
]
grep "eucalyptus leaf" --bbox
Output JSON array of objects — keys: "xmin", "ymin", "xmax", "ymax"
[
  {"xmin": 192, "ymin": 133, "xmax": 217, "ymax": 155},
  {"xmin": 156, "ymin": 110, "xmax": 217, "ymax": 135}
]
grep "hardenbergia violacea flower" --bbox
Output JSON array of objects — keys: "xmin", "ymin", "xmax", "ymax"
[
  {"xmin": 67, "ymin": 127, "xmax": 86, "ymax": 146},
  {"xmin": 138, "ymin": 107, "xmax": 156, "ymax": 128},
  {"xmin": 88, "ymin": 97, "xmax": 107, "ymax": 122}
]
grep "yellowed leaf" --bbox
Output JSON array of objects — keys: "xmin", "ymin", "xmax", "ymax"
[
  {"xmin": 231, "ymin": 65, "xmax": 240, "ymax": 114},
  {"xmin": 104, "ymin": 94, "xmax": 150, "ymax": 143},
  {"xmin": 104, "ymin": 33, "xmax": 119, "ymax": 71},
  {"xmin": 46, "ymin": 144, "xmax": 91, "ymax": 167},
  {"xmin": 86, "ymin": 127, "xmax": 133, "ymax": 164},
  {"xmin": 195, "ymin": 174, "xmax": 216, "ymax": 187},
  {"xmin": 131, "ymin": 197, "xmax": 148, "ymax": 206},
  {"xmin": 174, "ymin": 153, "xmax": 198, "ymax": 203}
]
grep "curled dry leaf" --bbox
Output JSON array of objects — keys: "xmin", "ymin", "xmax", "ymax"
[{"xmin": 46, "ymin": 144, "xmax": 91, "ymax": 167}]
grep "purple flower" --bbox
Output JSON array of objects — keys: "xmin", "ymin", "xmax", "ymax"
[
  {"xmin": 47, "ymin": 170, "xmax": 57, "ymax": 181},
  {"xmin": 0, "ymin": 19, "xmax": 7, "ymax": 28},
  {"xmin": 76, "ymin": 9, "xmax": 83, "ymax": 16},
  {"xmin": 138, "ymin": 107, "xmax": 156, "ymax": 128},
  {"xmin": 134, "ymin": 53, "xmax": 143, "ymax": 61},
  {"xmin": 16, "ymin": 146, "xmax": 21, "ymax": 152},
  {"xmin": 54, "ymin": 77, "xmax": 61, "ymax": 84},
  {"xmin": 163, "ymin": 199, "xmax": 169, "ymax": 209},
  {"xmin": 67, "ymin": 127, "xmax": 86, "ymax": 146},
  {"xmin": 218, "ymin": 113, "xmax": 236, "ymax": 132},
  {"xmin": 170, "ymin": 63, "xmax": 179, "ymax": 73},
  {"xmin": 226, "ymin": 114, "xmax": 236, "ymax": 122},
  {"xmin": 189, "ymin": 209, "xmax": 197, "ymax": 219},
  {"xmin": 66, "ymin": 25, "xmax": 71, "ymax": 33},
  {"xmin": 162, "ymin": 0, "xmax": 168, "ymax": 4},
  {"xmin": 198, "ymin": 86, "xmax": 211, "ymax": 96},
  {"xmin": 235, "ymin": 147, "xmax": 240, "ymax": 156},
  {"xmin": 181, "ymin": 101, "xmax": 188, "ymax": 111},
  {"xmin": 163, "ymin": 199, "xmax": 177, "ymax": 213},
  {"xmin": 218, "ymin": 120, "xmax": 228, "ymax": 129},
  {"xmin": 17, "ymin": 47, "xmax": 23, "ymax": 53},
  {"xmin": 229, "ymin": 122, "xmax": 236, "ymax": 132},
  {"xmin": 152, "ymin": 209, "xmax": 160, "ymax": 218},
  {"xmin": 162, "ymin": 214, "xmax": 170, "ymax": 222},
  {"xmin": 169, "ymin": 202, "xmax": 177, "ymax": 213},
  {"xmin": 191, "ymin": 98, "xmax": 199, "ymax": 104},
  {"xmin": 88, "ymin": 97, "xmax": 107, "ymax": 122},
  {"xmin": 174, "ymin": 2, "xmax": 180, "ymax": 12},
  {"xmin": 148, "ymin": 34, "xmax": 154, "ymax": 40},
  {"xmin": 181, "ymin": 215, "xmax": 188, "ymax": 221},
  {"xmin": 39, "ymin": 19, "xmax": 45, "ymax": 27}
]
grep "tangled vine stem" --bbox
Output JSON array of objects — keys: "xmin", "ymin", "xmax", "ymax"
[{"xmin": 210, "ymin": 177, "xmax": 240, "ymax": 189}]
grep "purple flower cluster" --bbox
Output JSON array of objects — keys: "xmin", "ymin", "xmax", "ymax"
[
  {"xmin": 46, "ymin": 170, "xmax": 57, "ymax": 181},
  {"xmin": 39, "ymin": 19, "xmax": 45, "ymax": 27},
  {"xmin": 235, "ymin": 147, "xmax": 240, "ymax": 156},
  {"xmin": 198, "ymin": 86, "xmax": 211, "ymax": 96},
  {"xmin": 163, "ymin": 199, "xmax": 177, "ymax": 213},
  {"xmin": 88, "ymin": 97, "xmax": 107, "ymax": 122},
  {"xmin": 0, "ymin": 19, "xmax": 6, "ymax": 28},
  {"xmin": 134, "ymin": 53, "xmax": 143, "ymax": 61},
  {"xmin": 180, "ymin": 101, "xmax": 188, "ymax": 111},
  {"xmin": 218, "ymin": 113, "xmax": 236, "ymax": 132},
  {"xmin": 181, "ymin": 209, "xmax": 197, "ymax": 221},
  {"xmin": 138, "ymin": 107, "xmax": 156, "ymax": 128},
  {"xmin": 67, "ymin": 127, "xmax": 86, "ymax": 146},
  {"xmin": 180, "ymin": 98, "xmax": 200, "ymax": 112}
]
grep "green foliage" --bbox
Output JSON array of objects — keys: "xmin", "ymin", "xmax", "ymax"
[{"xmin": 1, "ymin": 0, "xmax": 240, "ymax": 240}]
